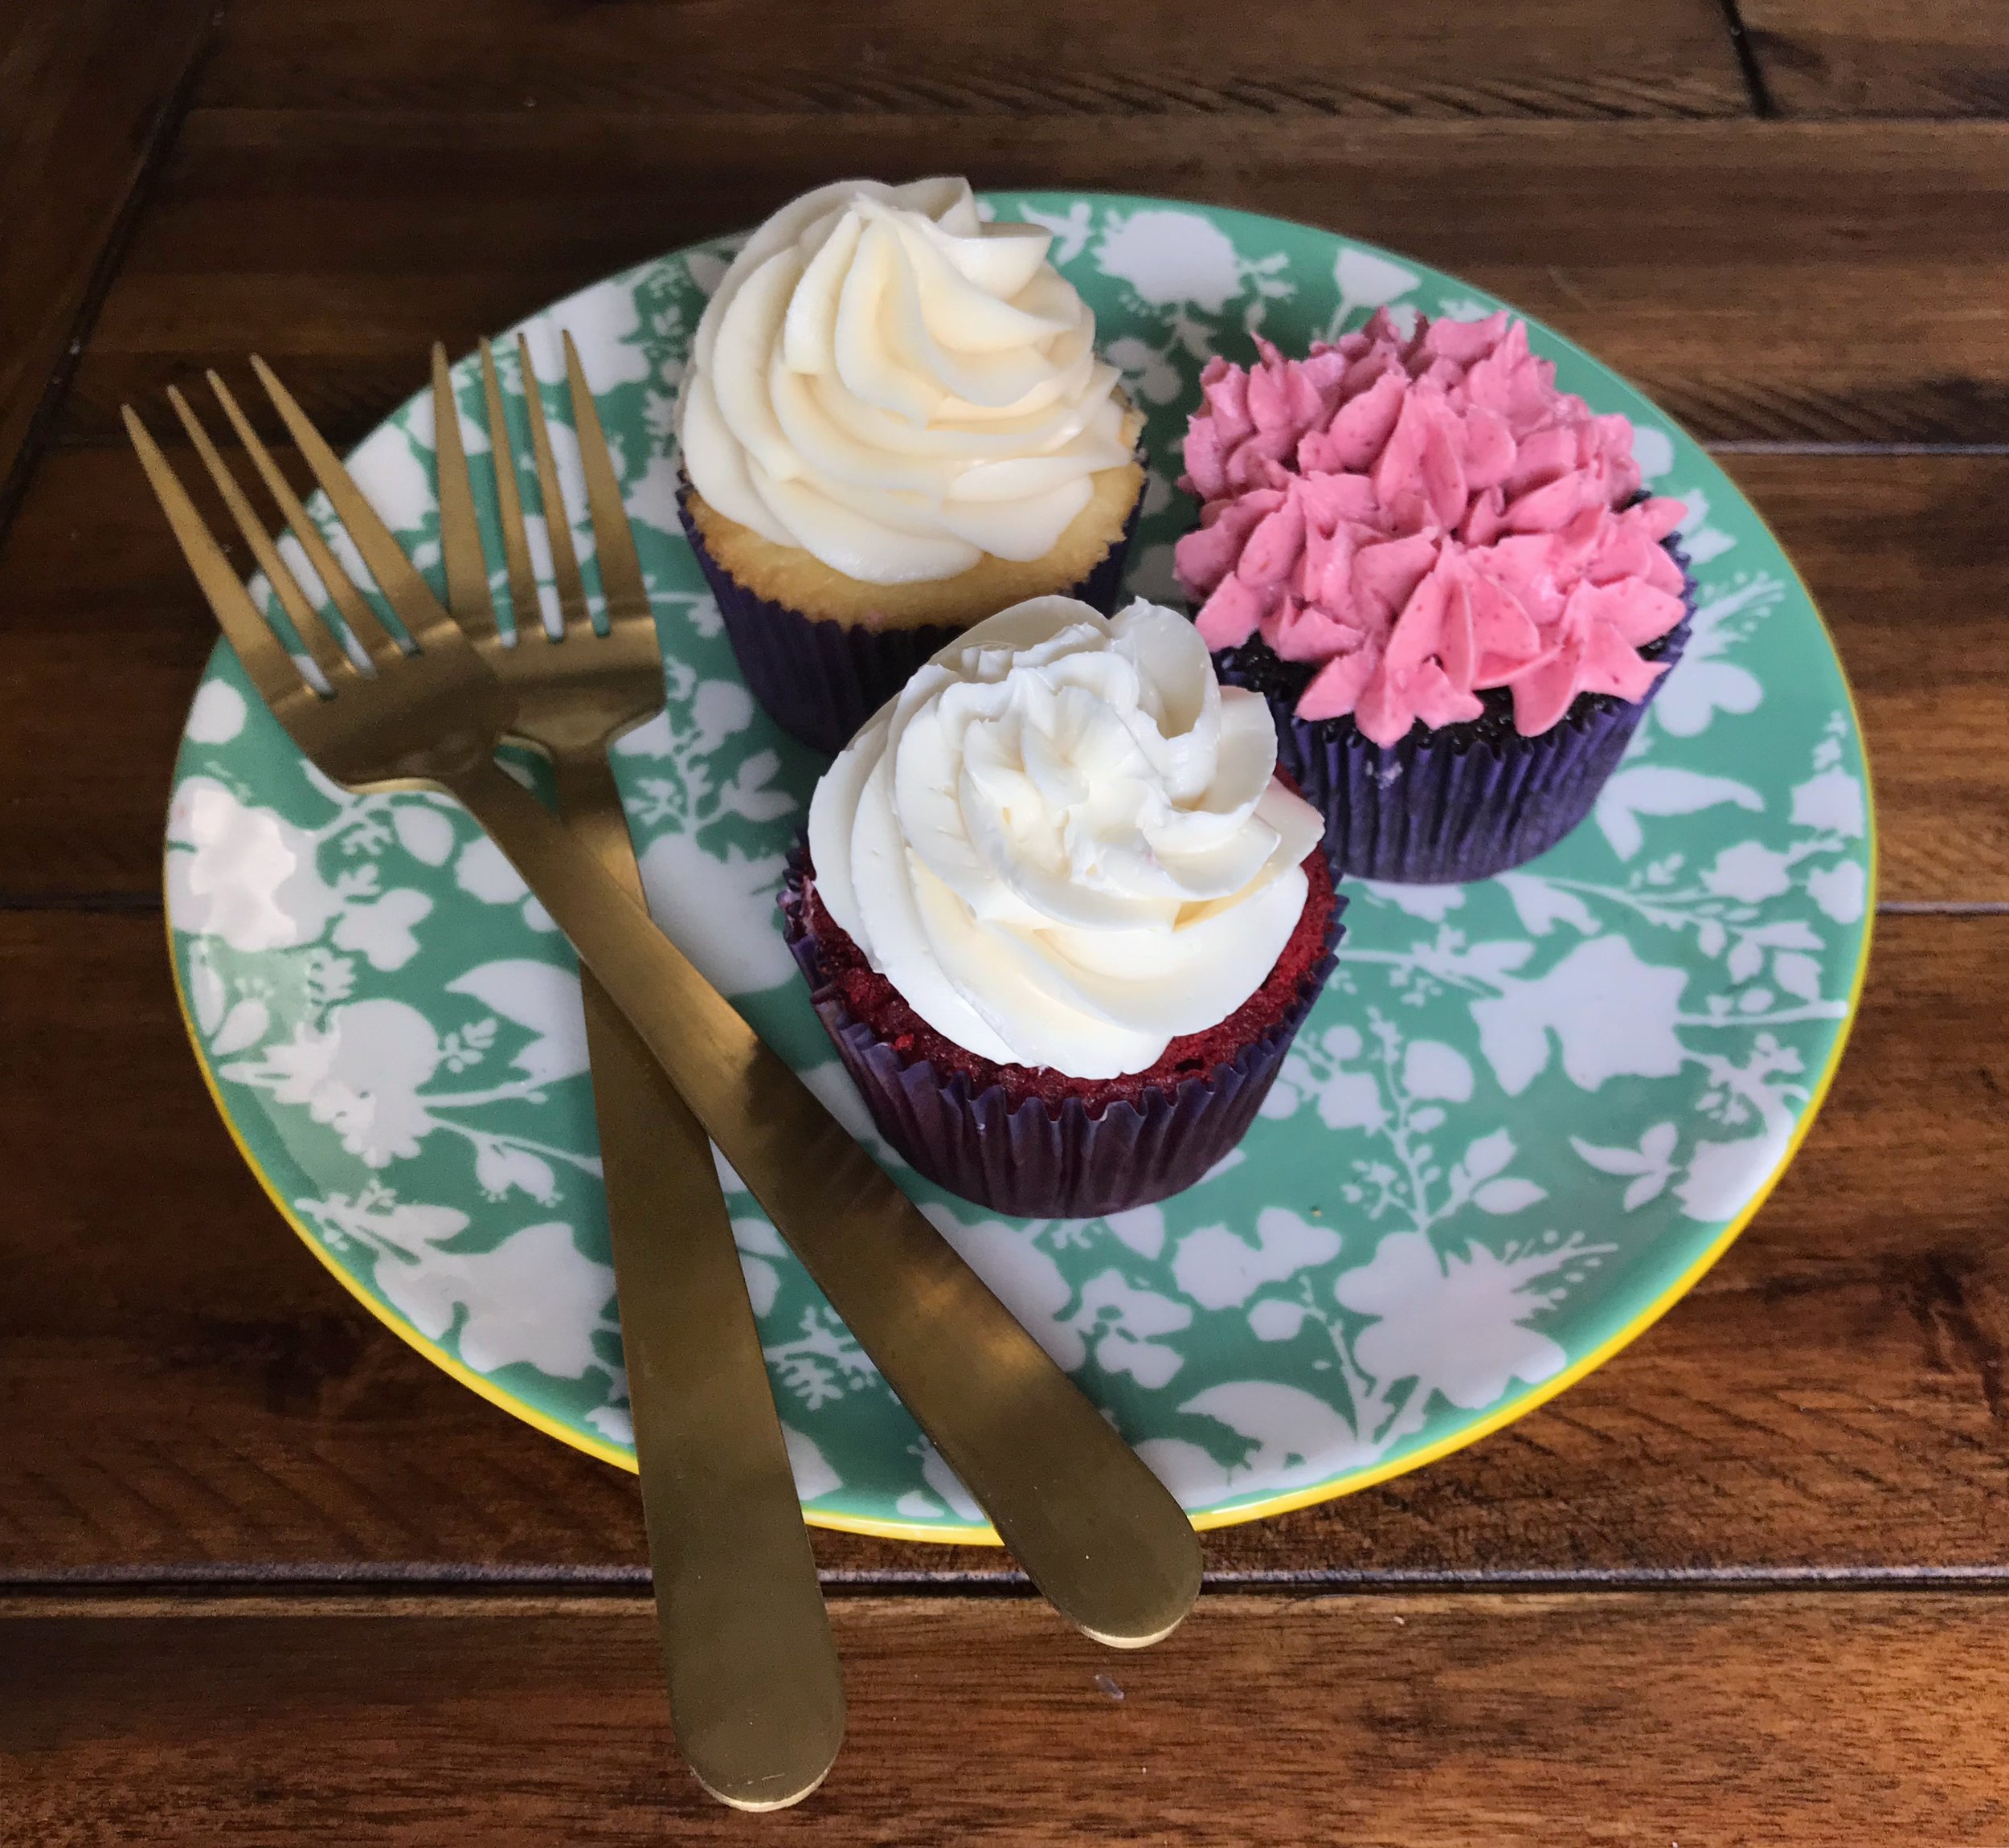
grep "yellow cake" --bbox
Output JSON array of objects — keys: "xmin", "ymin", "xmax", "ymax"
[{"xmin": 683, "ymin": 453, "xmax": 1145, "ymax": 634}]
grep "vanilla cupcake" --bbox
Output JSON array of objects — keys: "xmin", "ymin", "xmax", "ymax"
[
  {"xmin": 783, "ymin": 595, "xmax": 1342, "ymax": 1217},
  {"xmin": 677, "ymin": 178, "xmax": 1145, "ymax": 751}
]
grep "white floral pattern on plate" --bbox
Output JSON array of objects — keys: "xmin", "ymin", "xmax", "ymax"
[{"xmin": 164, "ymin": 195, "xmax": 1872, "ymax": 1539}]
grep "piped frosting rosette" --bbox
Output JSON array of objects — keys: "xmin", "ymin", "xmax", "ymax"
[
  {"xmin": 1173, "ymin": 310, "xmax": 1695, "ymax": 881},
  {"xmin": 806, "ymin": 596, "xmax": 1324, "ymax": 1080},
  {"xmin": 679, "ymin": 177, "xmax": 1137, "ymax": 587}
]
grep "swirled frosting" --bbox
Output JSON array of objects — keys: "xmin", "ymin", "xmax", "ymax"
[
  {"xmin": 806, "ymin": 595, "xmax": 1325, "ymax": 1079},
  {"xmin": 677, "ymin": 178, "xmax": 1136, "ymax": 587},
  {"xmin": 1174, "ymin": 311, "xmax": 1690, "ymax": 746}
]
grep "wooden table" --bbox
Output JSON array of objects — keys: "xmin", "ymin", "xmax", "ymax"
[{"xmin": 4, "ymin": 2, "xmax": 2007, "ymax": 1838}]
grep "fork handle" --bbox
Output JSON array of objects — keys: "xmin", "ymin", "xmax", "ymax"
[
  {"xmin": 552, "ymin": 753, "xmax": 843, "ymax": 1809},
  {"xmin": 443, "ymin": 755, "xmax": 1201, "ymax": 1650}
]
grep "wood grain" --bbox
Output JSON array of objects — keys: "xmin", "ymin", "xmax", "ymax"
[
  {"xmin": 196, "ymin": 0, "xmax": 1749, "ymax": 120},
  {"xmin": 1716, "ymin": 452, "xmax": 2009, "ymax": 906},
  {"xmin": 2, "ymin": 5, "xmax": 2004, "ymax": 1826},
  {"xmin": 1742, "ymin": 0, "xmax": 2009, "ymax": 117},
  {"xmin": 2, "ymin": 907, "xmax": 2003, "ymax": 1580},
  {"xmin": 7, "ymin": 1591, "xmax": 2009, "ymax": 1839},
  {"xmin": 0, "ymin": 0, "xmax": 216, "ymax": 524},
  {"xmin": 48, "ymin": 117, "xmax": 2009, "ymax": 453},
  {"xmin": 5, "ymin": 446, "xmax": 2002, "ymax": 906}
]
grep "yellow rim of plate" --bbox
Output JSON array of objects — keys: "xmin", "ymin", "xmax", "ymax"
[{"xmin": 161, "ymin": 412, "xmax": 1877, "ymax": 1550}]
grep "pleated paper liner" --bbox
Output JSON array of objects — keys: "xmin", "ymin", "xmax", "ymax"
[
  {"xmin": 781, "ymin": 857, "xmax": 1345, "ymax": 1219},
  {"xmin": 680, "ymin": 488, "xmax": 1142, "ymax": 755},
  {"xmin": 1214, "ymin": 541, "xmax": 1696, "ymax": 885}
]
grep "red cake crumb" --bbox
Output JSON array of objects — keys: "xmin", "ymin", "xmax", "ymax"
[{"xmin": 799, "ymin": 847, "xmax": 1337, "ymax": 1116}]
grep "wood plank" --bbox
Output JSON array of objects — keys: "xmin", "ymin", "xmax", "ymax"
[
  {"xmin": 5, "ymin": 447, "xmax": 2001, "ymax": 905},
  {"xmin": 1716, "ymin": 452, "xmax": 2009, "ymax": 906},
  {"xmin": 0, "ymin": 0, "xmax": 216, "ymax": 523},
  {"xmin": 51, "ymin": 117, "xmax": 2009, "ymax": 449},
  {"xmin": 6, "ymin": 1591, "xmax": 2009, "ymax": 1838},
  {"xmin": 1742, "ymin": 0, "xmax": 2009, "ymax": 117},
  {"xmin": 2, "ymin": 908, "xmax": 2004, "ymax": 1580},
  {"xmin": 196, "ymin": 0, "xmax": 1749, "ymax": 120}
]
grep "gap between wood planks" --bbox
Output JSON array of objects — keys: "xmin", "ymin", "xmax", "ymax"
[
  {"xmin": 1714, "ymin": 0, "xmax": 1779, "ymax": 118},
  {"xmin": 2, "ymin": 896, "xmax": 1988, "ymax": 917},
  {"xmin": 18, "ymin": 1562, "xmax": 2009, "ymax": 1605}
]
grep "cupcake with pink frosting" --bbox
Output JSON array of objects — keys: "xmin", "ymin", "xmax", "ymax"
[{"xmin": 1174, "ymin": 309, "xmax": 1694, "ymax": 883}]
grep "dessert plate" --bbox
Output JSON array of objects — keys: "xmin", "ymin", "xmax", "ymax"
[{"xmin": 165, "ymin": 194, "xmax": 1872, "ymax": 1541}]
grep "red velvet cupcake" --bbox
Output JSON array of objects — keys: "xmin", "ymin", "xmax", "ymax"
[{"xmin": 789, "ymin": 593, "xmax": 1344, "ymax": 1218}]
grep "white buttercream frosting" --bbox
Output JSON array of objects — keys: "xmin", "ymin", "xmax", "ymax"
[
  {"xmin": 806, "ymin": 596, "xmax": 1326, "ymax": 1079},
  {"xmin": 677, "ymin": 177, "xmax": 1136, "ymax": 587}
]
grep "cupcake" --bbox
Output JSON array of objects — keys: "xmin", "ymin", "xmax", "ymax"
[
  {"xmin": 677, "ymin": 177, "xmax": 1146, "ymax": 753},
  {"xmin": 1174, "ymin": 310, "xmax": 1695, "ymax": 884},
  {"xmin": 783, "ymin": 594, "xmax": 1342, "ymax": 1218}
]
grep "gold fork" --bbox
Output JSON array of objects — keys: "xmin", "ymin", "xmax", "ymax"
[
  {"xmin": 126, "ymin": 360, "xmax": 1202, "ymax": 1657},
  {"xmin": 432, "ymin": 330, "xmax": 842, "ymax": 1809},
  {"xmin": 154, "ymin": 354, "xmax": 838, "ymax": 1808}
]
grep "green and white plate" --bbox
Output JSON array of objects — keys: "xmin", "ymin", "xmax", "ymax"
[{"xmin": 165, "ymin": 194, "xmax": 1873, "ymax": 1542}]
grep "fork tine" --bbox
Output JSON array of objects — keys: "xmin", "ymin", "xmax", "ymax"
[
  {"xmin": 166, "ymin": 386, "xmax": 353, "ymax": 688},
  {"xmin": 208, "ymin": 370, "xmax": 401, "ymax": 673},
  {"xmin": 516, "ymin": 333, "xmax": 592, "ymax": 638},
  {"xmin": 123, "ymin": 407, "xmax": 312, "ymax": 715},
  {"xmin": 431, "ymin": 343, "xmax": 497, "ymax": 641},
  {"xmin": 249, "ymin": 354, "xmax": 460, "ymax": 651},
  {"xmin": 562, "ymin": 331, "xmax": 650, "ymax": 633},
  {"xmin": 480, "ymin": 337, "xmax": 542, "ymax": 642}
]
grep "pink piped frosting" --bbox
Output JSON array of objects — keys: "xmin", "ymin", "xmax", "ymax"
[{"xmin": 1174, "ymin": 310, "xmax": 1689, "ymax": 748}]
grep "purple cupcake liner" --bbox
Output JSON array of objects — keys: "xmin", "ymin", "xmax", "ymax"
[
  {"xmin": 679, "ymin": 484, "xmax": 1141, "ymax": 755},
  {"xmin": 780, "ymin": 857, "xmax": 1345, "ymax": 1219},
  {"xmin": 1216, "ymin": 541, "xmax": 1697, "ymax": 884}
]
